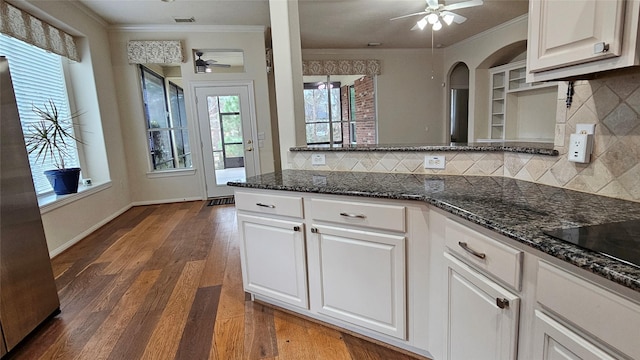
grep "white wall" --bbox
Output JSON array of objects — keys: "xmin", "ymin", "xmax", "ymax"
[
  {"xmin": 303, "ymin": 49, "xmax": 445, "ymax": 144},
  {"xmin": 19, "ymin": 0, "xmax": 132, "ymax": 254},
  {"xmin": 443, "ymin": 16, "xmax": 528, "ymax": 141},
  {"xmin": 109, "ymin": 27, "xmax": 274, "ymax": 203}
]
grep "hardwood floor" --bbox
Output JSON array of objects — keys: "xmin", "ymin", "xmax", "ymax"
[{"xmin": 6, "ymin": 201, "xmax": 421, "ymax": 360}]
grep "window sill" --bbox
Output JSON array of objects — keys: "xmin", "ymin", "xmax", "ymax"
[
  {"xmin": 38, "ymin": 181, "xmax": 112, "ymax": 214},
  {"xmin": 146, "ymin": 168, "xmax": 196, "ymax": 179}
]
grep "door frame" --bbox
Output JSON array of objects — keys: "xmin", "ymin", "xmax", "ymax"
[{"xmin": 190, "ymin": 80, "xmax": 261, "ymax": 199}]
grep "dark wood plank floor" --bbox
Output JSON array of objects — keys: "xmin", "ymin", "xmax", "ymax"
[{"xmin": 6, "ymin": 201, "xmax": 421, "ymax": 360}]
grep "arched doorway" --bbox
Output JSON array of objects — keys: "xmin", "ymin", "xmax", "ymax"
[{"xmin": 449, "ymin": 63, "xmax": 469, "ymax": 143}]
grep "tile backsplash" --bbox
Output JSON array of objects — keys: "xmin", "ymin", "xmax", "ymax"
[{"xmin": 290, "ymin": 70, "xmax": 640, "ymax": 203}]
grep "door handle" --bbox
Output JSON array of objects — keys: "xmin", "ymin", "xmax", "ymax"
[{"xmin": 246, "ymin": 147, "xmax": 253, "ymax": 151}]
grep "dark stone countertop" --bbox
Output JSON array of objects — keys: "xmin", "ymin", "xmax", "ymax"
[
  {"xmin": 290, "ymin": 142, "xmax": 559, "ymax": 156},
  {"xmin": 228, "ymin": 170, "xmax": 640, "ymax": 294}
]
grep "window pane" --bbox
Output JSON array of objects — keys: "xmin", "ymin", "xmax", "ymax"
[
  {"xmin": 141, "ymin": 69, "xmax": 169, "ymax": 129},
  {"xmin": 0, "ymin": 33, "xmax": 79, "ymax": 195},
  {"xmin": 222, "ymin": 114, "xmax": 242, "ymax": 143},
  {"xmin": 306, "ymin": 123, "xmax": 330, "ymax": 144},
  {"xmin": 224, "ymin": 144, "xmax": 244, "ymax": 158},
  {"xmin": 148, "ymin": 130, "xmax": 175, "ymax": 170},
  {"xmin": 219, "ymin": 95, "xmax": 240, "ymax": 113},
  {"xmin": 168, "ymin": 82, "xmax": 187, "ymax": 128}
]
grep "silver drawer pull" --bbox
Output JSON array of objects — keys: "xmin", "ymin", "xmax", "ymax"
[
  {"xmin": 256, "ymin": 203, "xmax": 275, "ymax": 208},
  {"xmin": 340, "ymin": 212, "xmax": 366, "ymax": 219},
  {"xmin": 458, "ymin": 241, "xmax": 486, "ymax": 259}
]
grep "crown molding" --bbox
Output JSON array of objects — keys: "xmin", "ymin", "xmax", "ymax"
[{"xmin": 110, "ymin": 24, "xmax": 267, "ymax": 33}]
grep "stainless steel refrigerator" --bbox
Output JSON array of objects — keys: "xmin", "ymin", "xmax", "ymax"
[{"xmin": 0, "ymin": 56, "xmax": 60, "ymax": 357}]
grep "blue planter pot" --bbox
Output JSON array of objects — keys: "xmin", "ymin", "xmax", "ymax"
[{"xmin": 44, "ymin": 168, "xmax": 81, "ymax": 195}]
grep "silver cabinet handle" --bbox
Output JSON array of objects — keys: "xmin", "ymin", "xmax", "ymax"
[
  {"xmin": 340, "ymin": 212, "xmax": 366, "ymax": 219},
  {"xmin": 310, "ymin": 227, "xmax": 318, "ymax": 233},
  {"xmin": 458, "ymin": 242, "xmax": 486, "ymax": 259},
  {"xmin": 293, "ymin": 226, "xmax": 300, "ymax": 232},
  {"xmin": 496, "ymin": 298, "xmax": 509, "ymax": 309},
  {"xmin": 256, "ymin": 203, "xmax": 275, "ymax": 208}
]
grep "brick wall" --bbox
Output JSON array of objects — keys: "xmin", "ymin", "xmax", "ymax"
[{"xmin": 354, "ymin": 76, "xmax": 376, "ymax": 144}]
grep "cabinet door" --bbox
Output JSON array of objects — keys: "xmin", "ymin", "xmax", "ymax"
[
  {"xmin": 309, "ymin": 225, "xmax": 406, "ymax": 339},
  {"xmin": 532, "ymin": 310, "xmax": 617, "ymax": 360},
  {"xmin": 445, "ymin": 253, "xmax": 519, "ymax": 360},
  {"xmin": 237, "ymin": 214, "xmax": 308, "ymax": 309},
  {"xmin": 528, "ymin": 0, "xmax": 625, "ymax": 73}
]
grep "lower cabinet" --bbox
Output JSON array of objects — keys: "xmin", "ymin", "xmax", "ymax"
[
  {"xmin": 307, "ymin": 224, "xmax": 406, "ymax": 339},
  {"xmin": 445, "ymin": 253, "xmax": 520, "ymax": 360},
  {"xmin": 237, "ymin": 214, "xmax": 308, "ymax": 309},
  {"xmin": 532, "ymin": 310, "xmax": 617, "ymax": 360}
]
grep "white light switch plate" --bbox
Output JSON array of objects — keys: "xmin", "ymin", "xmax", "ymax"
[
  {"xmin": 425, "ymin": 155, "xmax": 445, "ymax": 169},
  {"xmin": 311, "ymin": 153, "xmax": 326, "ymax": 166}
]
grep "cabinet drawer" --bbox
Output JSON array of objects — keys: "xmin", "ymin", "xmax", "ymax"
[
  {"xmin": 310, "ymin": 198, "xmax": 405, "ymax": 232},
  {"xmin": 445, "ymin": 219, "xmax": 523, "ymax": 290},
  {"xmin": 536, "ymin": 261, "xmax": 640, "ymax": 360},
  {"xmin": 235, "ymin": 191, "xmax": 303, "ymax": 218}
]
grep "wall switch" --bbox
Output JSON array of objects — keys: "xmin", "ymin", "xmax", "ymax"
[
  {"xmin": 568, "ymin": 133, "xmax": 593, "ymax": 163},
  {"xmin": 424, "ymin": 155, "xmax": 445, "ymax": 169},
  {"xmin": 311, "ymin": 153, "xmax": 326, "ymax": 166}
]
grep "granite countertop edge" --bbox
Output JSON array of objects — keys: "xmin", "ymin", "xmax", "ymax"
[
  {"xmin": 290, "ymin": 143, "xmax": 559, "ymax": 156},
  {"xmin": 229, "ymin": 173, "xmax": 640, "ymax": 293}
]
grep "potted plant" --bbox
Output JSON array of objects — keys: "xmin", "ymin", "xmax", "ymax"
[{"xmin": 25, "ymin": 99, "xmax": 84, "ymax": 195}]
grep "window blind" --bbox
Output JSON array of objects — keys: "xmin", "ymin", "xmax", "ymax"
[{"xmin": 0, "ymin": 33, "xmax": 79, "ymax": 195}]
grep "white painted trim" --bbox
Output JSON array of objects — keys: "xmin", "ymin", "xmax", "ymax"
[
  {"xmin": 49, "ymin": 203, "xmax": 132, "ymax": 258},
  {"xmin": 110, "ymin": 24, "xmax": 267, "ymax": 33},
  {"xmin": 130, "ymin": 196, "xmax": 204, "ymax": 206}
]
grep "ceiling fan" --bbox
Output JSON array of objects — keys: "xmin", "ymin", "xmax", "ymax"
[
  {"xmin": 195, "ymin": 51, "xmax": 231, "ymax": 73},
  {"xmin": 391, "ymin": 0, "xmax": 483, "ymax": 31}
]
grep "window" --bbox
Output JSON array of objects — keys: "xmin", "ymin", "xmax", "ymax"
[
  {"xmin": 0, "ymin": 33, "xmax": 80, "ymax": 195},
  {"xmin": 139, "ymin": 65, "xmax": 192, "ymax": 170},
  {"xmin": 303, "ymin": 75, "xmax": 377, "ymax": 146}
]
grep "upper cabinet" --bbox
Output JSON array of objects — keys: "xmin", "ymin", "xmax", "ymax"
[{"xmin": 527, "ymin": 0, "xmax": 640, "ymax": 82}]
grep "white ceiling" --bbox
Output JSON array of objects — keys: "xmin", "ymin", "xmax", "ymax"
[{"xmin": 74, "ymin": 0, "xmax": 529, "ymax": 49}]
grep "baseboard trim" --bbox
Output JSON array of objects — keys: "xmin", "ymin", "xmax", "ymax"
[
  {"xmin": 49, "ymin": 203, "xmax": 132, "ymax": 258},
  {"xmin": 130, "ymin": 197, "xmax": 204, "ymax": 206}
]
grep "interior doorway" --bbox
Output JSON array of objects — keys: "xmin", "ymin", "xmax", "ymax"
[
  {"xmin": 194, "ymin": 82, "xmax": 259, "ymax": 198},
  {"xmin": 449, "ymin": 63, "xmax": 469, "ymax": 143}
]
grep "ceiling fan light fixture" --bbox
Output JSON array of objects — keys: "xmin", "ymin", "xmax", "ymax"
[
  {"xmin": 443, "ymin": 14, "xmax": 455, "ymax": 25},
  {"xmin": 426, "ymin": 13, "xmax": 439, "ymax": 24},
  {"xmin": 417, "ymin": 18, "xmax": 428, "ymax": 30},
  {"xmin": 432, "ymin": 20, "xmax": 443, "ymax": 31}
]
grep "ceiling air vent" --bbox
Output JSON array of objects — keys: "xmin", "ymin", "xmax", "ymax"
[{"xmin": 173, "ymin": 17, "xmax": 195, "ymax": 23}]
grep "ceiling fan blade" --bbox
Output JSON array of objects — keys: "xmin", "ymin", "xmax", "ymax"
[
  {"xmin": 443, "ymin": 0, "xmax": 483, "ymax": 11},
  {"xmin": 209, "ymin": 63, "xmax": 231, "ymax": 68},
  {"xmin": 441, "ymin": 11, "xmax": 467, "ymax": 24},
  {"xmin": 425, "ymin": 0, "xmax": 440, "ymax": 9},
  {"xmin": 390, "ymin": 11, "xmax": 428, "ymax": 21}
]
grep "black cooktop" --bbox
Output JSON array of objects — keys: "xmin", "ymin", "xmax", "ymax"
[{"xmin": 543, "ymin": 219, "xmax": 640, "ymax": 268}]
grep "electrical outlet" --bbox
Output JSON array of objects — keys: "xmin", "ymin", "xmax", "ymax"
[
  {"xmin": 424, "ymin": 155, "xmax": 445, "ymax": 169},
  {"xmin": 311, "ymin": 153, "xmax": 326, "ymax": 166}
]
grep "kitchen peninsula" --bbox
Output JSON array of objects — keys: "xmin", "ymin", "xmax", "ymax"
[{"xmin": 230, "ymin": 161, "xmax": 640, "ymax": 359}]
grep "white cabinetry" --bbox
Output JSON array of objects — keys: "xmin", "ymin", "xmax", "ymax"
[
  {"xmin": 308, "ymin": 225, "xmax": 406, "ymax": 339},
  {"xmin": 488, "ymin": 61, "xmax": 557, "ymax": 141},
  {"xmin": 443, "ymin": 218, "xmax": 522, "ymax": 360},
  {"xmin": 532, "ymin": 310, "xmax": 617, "ymax": 360},
  {"xmin": 307, "ymin": 198, "xmax": 407, "ymax": 339},
  {"xmin": 235, "ymin": 192, "xmax": 308, "ymax": 309},
  {"xmin": 527, "ymin": 0, "xmax": 640, "ymax": 82},
  {"xmin": 534, "ymin": 261, "xmax": 640, "ymax": 360},
  {"xmin": 445, "ymin": 253, "xmax": 520, "ymax": 360}
]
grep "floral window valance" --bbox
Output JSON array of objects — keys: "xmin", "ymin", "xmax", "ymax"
[
  {"xmin": 302, "ymin": 59, "xmax": 381, "ymax": 76},
  {"xmin": 0, "ymin": 1, "xmax": 79, "ymax": 61},
  {"xmin": 127, "ymin": 40, "xmax": 184, "ymax": 64}
]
